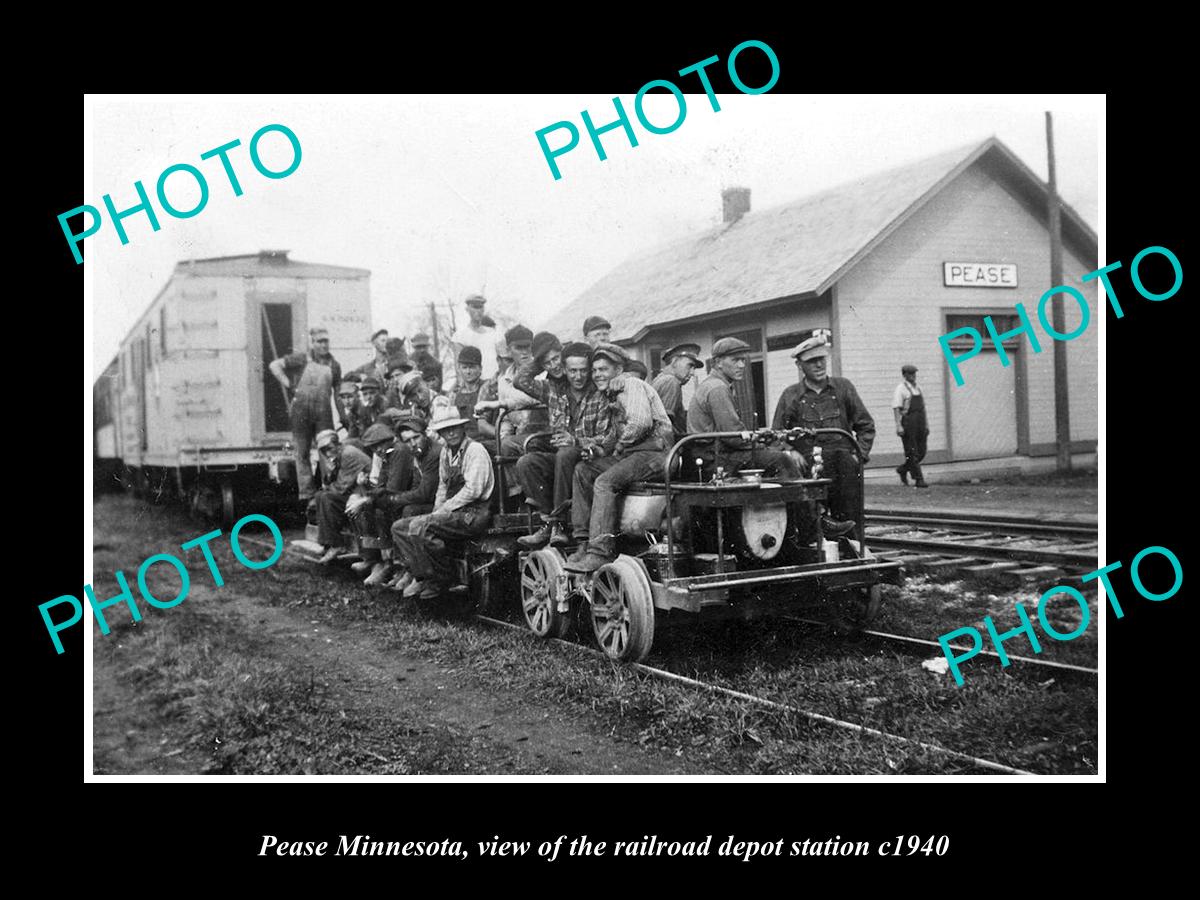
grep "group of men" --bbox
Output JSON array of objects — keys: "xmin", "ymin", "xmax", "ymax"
[{"xmin": 270, "ymin": 294, "xmax": 883, "ymax": 599}]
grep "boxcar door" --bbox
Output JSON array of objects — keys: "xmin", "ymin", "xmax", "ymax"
[{"xmin": 260, "ymin": 303, "xmax": 295, "ymax": 435}]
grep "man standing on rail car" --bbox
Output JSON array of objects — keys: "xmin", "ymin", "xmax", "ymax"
[
  {"xmin": 687, "ymin": 337, "xmax": 804, "ymax": 482},
  {"xmin": 269, "ymin": 327, "xmax": 342, "ymax": 503},
  {"xmin": 565, "ymin": 343, "xmax": 674, "ymax": 573},
  {"xmin": 390, "ymin": 407, "xmax": 495, "ymax": 600},
  {"xmin": 448, "ymin": 295, "xmax": 499, "ymax": 384},
  {"xmin": 313, "ymin": 430, "xmax": 372, "ymax": 565},
  {"xmin": 652, "ymin": 343, "xmax": 704, "ymax": 444},
  {"xmin": 351, "ymin": 329, "xmax": 392, "ymax": 384},
  {"xmin": 892, "ymin": 364, "xmax": 930, "ymax": 488},
  {"xmin": 773, "ymin": 334, "xmax": 876, "ymax": 531}
]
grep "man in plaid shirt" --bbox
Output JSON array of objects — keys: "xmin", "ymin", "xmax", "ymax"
[
  {"xmin": 513, "ymin": 338, "xmax": 605, "ymax": 548},
  {"xmin": 566, "ymin": 343, "xmax": 673, "ymax": 572}
]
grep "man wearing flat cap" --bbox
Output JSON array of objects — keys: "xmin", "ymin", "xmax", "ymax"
[
  {"xmin": 473, "ymin": 324, "xmax": 548, "ymax": 459},
  {"xmin": 583, "ymin": 315, "xmax": 611, "ymax": 348},
  {"xmin": 313, "ymin": 430, "xmax": 373, "ymax": 565},
  {"xmin": 688, "ymin": 337, "xmax": 803, "ymax": 480},
  {"xmin": 653, "ymin": 343, "xmax": 704, "ymax": 443},
  {"xmin": 448, "ymin": 294, "xmax": 498, "ymax": 387},
  {"xmin": 346, "ymin": 375, "xmax": 388, "ymax": 440},
  {"xmin": 566, "ymin": 342, "xmax": 674, "ymax": 572},
  {"xmin": 365, "ymin": 413, "xmax": 444, "ymax": 591},
  {"xmin": 773, "ymin": 333, "xmax": 876, "ymax": 530},
  {"xmin": 892, "ymin": 364, "xmax": 929, "ymax": 488},
  {"xmin": 390, "ymin": 406, "xmax": 494, "ymax": 600},
  {"xmin": 446, "ymin": 345, "xmax": 490, "ymax": 441}
]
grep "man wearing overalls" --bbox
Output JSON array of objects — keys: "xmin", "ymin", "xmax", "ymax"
[
  {"xmin": 772, "ymin": 335, "xmax": 875, "ymax": 533},
  {"xmin": 269, "ymin": 327, "xmax": 342, "ymax": 503},
  {"xmin": 892, "ymin": 364, "xmax": 930, "ymax": 488},
  {"xmin": 390, "ymin": 407, "xmax": 495, "ymax": 600}
]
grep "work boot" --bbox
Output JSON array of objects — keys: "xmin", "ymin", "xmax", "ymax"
[
  {"xmin": 565, "ymin": 545, "xmax": 590, "ymax": 567},
  {"xmin": 895, "ymin": 465, "xmax": 908, "ymax": 486},
  {"xmin": 915, "ymin": 480, "xmax": 929, "ymax": 489},
  {"xmin": 351, "ymin": 559, "xmax": 373, "ymax": 575},
  {"xmin": 563, "ymin": 551, "xmax": 613, "ymax": 573},
  {"xmin": 317, "ymin": 545, "xmax": 340, "ymax": 565},
  {"xmin": 517, "ymin": 523, "xmax": 552, "ymax": 549},
  {"xmin": 821, "ymin": 516, "xmax": 857, "ymax": 538},
  {"xmin": 402, "ymin": 579, "xmax": 425, "ymax": 599},
  {"xmin": 549, "ymin": 522, "xmax": 569, "ymax": 547},
  {"xmin": 364, "ymin": 562, "xmax": 393, "ymax": 586}
]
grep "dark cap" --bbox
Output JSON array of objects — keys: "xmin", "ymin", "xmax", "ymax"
[
  {"xmin": 457, "ymin": 345, "xmax": 483, "ymax": 366},
  {"xmin": 384, "ymin": 337, "xmax": 405, "ymax": 354},
  {"xmin": 561, "ymin": 341, "xmax": 593, "ymax": 362},
  {"xmin": 370, "ymin": 328, "xmax": 389, "ymax": 342},
  {"xmin": 360, "ymin": 375, "xmax": 383, "ymax": 391},
  {"xmin": 420, "ymin": 359, "xmax": 444, "ymax": 380},
  {"xmin": 582, "ymin": 315, "xmax": 611, "ymax": 335},
  {"xmin": 901, "ymin": 364, "xmax": 918, "ymax": 374},
  {"xmin": 386, "ymin": 354, "xmax": 410, "ymax": 376},
  {"xmin": 711, "ymin": 337, "xmax": 752, "ymax": 359},
  {"xmin": 342, "ymin": 371, "xmax": 363, "ymax": 384},
  {"xmin": 361, "ymin": 423, "xmax": 395, "ymax": 448},
  {"xmin": 395, "ymin": 413, "xmax": 428, "ymax": 434},
  {"xmin": 625, "ymin": 359, "xmax": 648, "ymax": 379},
  {"xmin": 591, "ymin": 342, "xmax": 628, "ymax": 366},
  {"xmin": 411, "ymin": 332, "xmax": 431, "ymax": 347},
  {"xmin": 465, "ymin": 294, "xmax": 487, "ymax": 308},
  {"xmin": 376, "ymin": 407, "xmax": 407, "ymax": 430},
  {"xmin": 505, "ymin": 324, "xmax": 534, "ymax": 349},
  {"xmin": 531, "ymin": 331, "xmax": 562, "ymax": 363},
  {"xmin": 663, "ymin": 343, "xmax": 704, "ymax": 368}
]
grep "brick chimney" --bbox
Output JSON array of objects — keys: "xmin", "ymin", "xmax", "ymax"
[{"xmin": 722, "ymin": 187, "xmax": 751, "ymax": 223}]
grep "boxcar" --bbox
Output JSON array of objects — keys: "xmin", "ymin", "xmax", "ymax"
[{"xmin": 100, "ymin": 249, "xmax": 372, "ymax": 522}]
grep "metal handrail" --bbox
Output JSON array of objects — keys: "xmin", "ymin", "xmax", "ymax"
[{"xmin": 662, "ymin": 426, "xmax": 867, "ymax": 579}]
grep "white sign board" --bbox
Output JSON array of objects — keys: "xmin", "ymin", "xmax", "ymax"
[{"xmin": 943, "ymin": 262, "xmax": 1018, "ymax": 288}]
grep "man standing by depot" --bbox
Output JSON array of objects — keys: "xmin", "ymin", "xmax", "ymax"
[
  {"xmin": 773, "ymin": 335, "xmax": 876, "ymax": 529},
  {"xmin": 269, "ymin": 327, "xmax": 342, "ymax": 503},
  {"xmin": 892, "ymin": 364, "xmax": 929, "ymax": 488}
]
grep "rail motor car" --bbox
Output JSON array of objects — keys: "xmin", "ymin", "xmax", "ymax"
[{"xmin": 311, "ymin": 413, "xmax": 902, "ymax": 663}]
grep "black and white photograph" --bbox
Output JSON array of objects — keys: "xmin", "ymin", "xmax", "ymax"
[{"xmin": 83, "ymin": 90, "xmax": 1103, "ymax": 779}]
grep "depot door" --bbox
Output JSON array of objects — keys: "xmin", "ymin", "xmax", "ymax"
[
  {"xmin": 948, "ymin": 349, "xmax": 1018, "ymax": 458},
  {"xmin": 260, "ymin": 303, "xmax": 295, "ymax": 434}
]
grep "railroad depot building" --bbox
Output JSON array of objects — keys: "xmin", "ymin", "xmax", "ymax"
[{"xmin": 545, "ymin": 137, "xmax": 1098, "ymax": 471}]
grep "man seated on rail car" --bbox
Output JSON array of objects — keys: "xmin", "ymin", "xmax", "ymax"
[
  {"xmin": 472, "ymin": 336, "xmax": 511, "ymax": 438},
  {"xmin": 772, "ymin": 334, "xmax": 876, "ymax": 534},
  {"xmin": 687, "ymin": 337, "xmax": 805, "ymax": 483},
  {"xmin": 313, "ymin": 430, "xmax": 373, "ymax": 565},
  {"xmin": 336, "ymin": 381, "xmax": 361, "ymax": 439},
  {"xmin": 652, "ymin": 343, "xmax": 703, "ymax": 444},
  {"xmin": 445, "ymin": 345, "xmax": 491, "ymax": 441},
  {"xmin": 377, "ymin": 414, "xmax": 445, "ymax": 592},
  {"xmin": 269, "ymin": 327, "xmax": 343, "ymax": 504},
  {"xmin": 390, "ymin": 407, "xmax": 495, "ymax": 600},
  {"xmin": 582, "ymin": 315, "xmax": 611, "ymax": 348},
  {"xmin": 386, "ymin": 370, "xmax": 434, "ymax": 420},
  {"xmin": 354, "ymin": 376, "xmax": 389, "ymax": 434},
  {"xmin": 565, "ymin": 343, "xmax": 674, "ymax": 573},
  {"xmin": 510, "ymin": 332, "xmax": 580, "ymax": 548},
  {"xmin": 347, "ymin": 423, "xmax": 398, "ymax": 584},
  {"xmin": 473, "ymin": 325, "xmax": 548, "ymax": 461}
]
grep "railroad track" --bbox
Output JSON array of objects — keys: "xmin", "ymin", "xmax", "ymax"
[{"xmin": 863, "ymin": 508, "xmax": 1098, "ymax": 582}]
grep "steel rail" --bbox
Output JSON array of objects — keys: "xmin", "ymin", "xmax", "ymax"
[
  {"xmin": 473, "ymin": 615, "xmax": 1035, "ymax": 776},
  {"xmin": 868, "ymin": 534, "xmax": 1096, "ymax": 568},
  {"xmin": 866, "ymin": 513, "xmax": 1096, "ymax": 540}
]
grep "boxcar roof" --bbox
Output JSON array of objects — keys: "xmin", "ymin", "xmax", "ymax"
[
  {"xmin": 542, "ymin": 137, "xmax": 1097, "ymax": 344},
  {"xmin": 174, "ymin": 252, "xmax": 370, "ymax": 279}
]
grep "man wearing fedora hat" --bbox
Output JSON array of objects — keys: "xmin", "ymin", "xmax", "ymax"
[
  {"xmin": 773, "ymin": 333, "xmax": 876, "ymax": 531},
  {"xmin": 390, "ymin": 405, "xmax": 495, "ymax": 600},
  {"xmin": 892, "ymin": 364, "xmax": 929, "ymax": 488},
  {"xmin": 653, "ymin": 343, "xmax": 704, "ymax": 443}
]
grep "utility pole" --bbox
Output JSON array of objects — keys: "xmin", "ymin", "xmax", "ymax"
[
  {"xmin": 428, "ymin": 300, "xmax": 440, "ymax": 359},
  {"xmin": 1046, "ymin": 111, "xmax": 1072, "ymax": 472}
]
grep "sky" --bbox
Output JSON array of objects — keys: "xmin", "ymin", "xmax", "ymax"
[{"xmin": 87, "ymin": 94, "xmax": 1100, "ymax": 379}]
